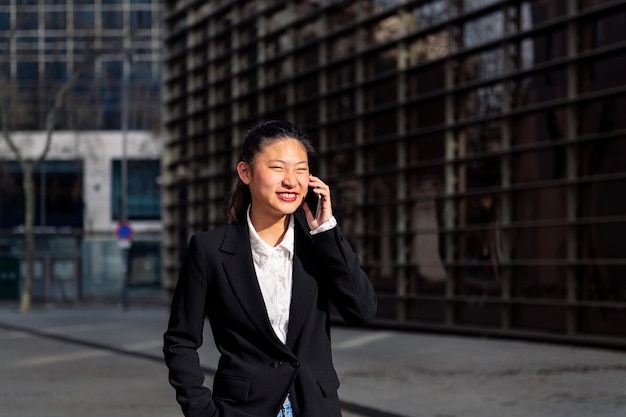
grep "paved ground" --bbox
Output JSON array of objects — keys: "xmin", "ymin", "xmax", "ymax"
[{"xmin": 0, "ymin": 304, "xmax": 625, "ymax": 417}]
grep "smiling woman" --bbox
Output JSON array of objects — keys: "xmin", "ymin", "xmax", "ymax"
[{"xmin": 163, "ymin": 120, "xmax": 377, "ymax": 417}]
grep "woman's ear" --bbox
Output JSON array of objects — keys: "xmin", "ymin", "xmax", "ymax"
[{"xmin": 237, "ymin": 161, "xmax": 251, "ymax": 184}]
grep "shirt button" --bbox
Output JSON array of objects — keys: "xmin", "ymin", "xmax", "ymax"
[{"xmin": 289, "ymin": 360, "xmax": 300, "ymax": 368}]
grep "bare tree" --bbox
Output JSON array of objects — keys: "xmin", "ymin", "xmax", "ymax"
[{"xmin": 0, "ymin": 10, "xmax": 98, "ymax": 312}]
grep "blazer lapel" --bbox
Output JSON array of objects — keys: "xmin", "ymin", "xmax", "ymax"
[
  {"xmin": 286, "ymin": 216, "xmax": 317, "ymax": 348},
  {"xmin": 220, "ymin": 222, "xmax": 281, "ymax": 345}
]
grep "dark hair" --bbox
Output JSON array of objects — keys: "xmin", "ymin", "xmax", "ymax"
[{"xmin": 226, "ymin": 120, "xmax": 316, "ymax": 223}]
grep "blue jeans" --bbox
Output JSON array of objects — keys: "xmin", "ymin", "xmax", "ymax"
[{"xmin": 277, "ymin": 394, "xmax": 294, "ymax": 417}]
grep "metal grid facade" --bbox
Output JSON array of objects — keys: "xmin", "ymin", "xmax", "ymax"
[{"xmin": 162, "ymin": 0, "xmax": 626, "ymax": 347}]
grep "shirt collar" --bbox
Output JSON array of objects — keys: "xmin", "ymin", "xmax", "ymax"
[{"xmin": 246, "ymin": 205, "xmax": 294, "ymax": 259}]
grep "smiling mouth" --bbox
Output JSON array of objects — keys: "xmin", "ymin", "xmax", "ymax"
[{"xmin": 277, "ymin": 192, "xmax": 298, "ymax": 200}]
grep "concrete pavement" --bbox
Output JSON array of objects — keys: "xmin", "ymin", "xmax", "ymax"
[{"xmin": 0, "ymin": 304, "xmax": 625, "ymax": 417}]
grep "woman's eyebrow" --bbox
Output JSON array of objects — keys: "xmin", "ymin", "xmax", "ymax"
[{"xmin": 266, "ymin": 159, "xmax": 308, "ymax": 165}]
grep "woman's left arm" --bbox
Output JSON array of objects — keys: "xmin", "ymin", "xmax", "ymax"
[{"xmin": 311, "ymin": 224, "xmax": 377, "ymax": 325}]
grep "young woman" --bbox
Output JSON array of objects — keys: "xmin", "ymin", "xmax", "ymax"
[{"xmin": 163, "ymin": 120, "xmax": 377, "ymax": 417}]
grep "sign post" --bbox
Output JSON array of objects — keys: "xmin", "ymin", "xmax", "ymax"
[
  {"xmin": 116, "ymin": 222, "xmax": 133, "ymax": 309},
  {"xmin": 116, "ymin": 222, "xmax": 133, "ymax": 248}
]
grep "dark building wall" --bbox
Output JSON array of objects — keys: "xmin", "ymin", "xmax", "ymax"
[{"xmin": 161, "ymin": 0, "xmax": 626, "ymax": 347}]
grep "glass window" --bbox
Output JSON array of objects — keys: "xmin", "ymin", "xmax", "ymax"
[
  {"xmin": 294, "ymin": 75, "xmax": 318, "ymax": 101},
  {"xmin": 363, "ymin": 78, "xmax": 397, "ymax": 111},
  {"xmin": 295, "ymin": 46, "xmax": 318, "ymax": 73},
  {"xmin": 364, "ymin": 110, "xmax": 396, "ymax": 141},
  {"xmin": 578, "ymin": 52, "xmax": 626, "ymax": 94},
  {"xmin": 464, "ymin": 11, "xmax": 504, "ymax": 48},
  {"xmin": 578, "ymin": 11, "xmax": 626, "ymax": 51},
  {"xmin": 16, "ymin": 62, "xmax": 38, "ymax": 83},
  {"xmin": 131, "ymin": 10, "xmax": 152, "ymax": 30},
  {"xmin": 512, "ymin": 149, "xmax": 567, "ymax": 184},
  {"xmin": 111, "ymin": 160, "xmax": 161, "ymax": 221},
  {"xmin": 366, "ymin": 15, "xmax": 402, "ymax": 47},
  {"xmin": 327, "ymin": 62, "xmax": 355, "ymax": 91},
  {"xmin": 45, "ymin": 62, "xmax": 67, "ymax": 82},
  {"xmin": 457, "ymin": 48, "xmax": 504, "ymax": 85},
  {"xmin": 130, "ymin": 60, "xmax": 152, "ymax": 82},
  {"xmin": 457, "ymin": 83, "xmax": 505, "ymax": 119},
  {"xmin": 296, "ymin": 20, "xmax": 323, "ymax": 44},
  {"xmin": 102, "ymin": 10, "xmax": 123, "ymax": 30},
  {"xmin": 405, "ymin": 65, "xmax": 445, "ymax": 97},
  {"xmin": 326, "ymin": 92, "xmax": 355, "ymax": 121},
  {"xmin": 328, "ymin": 34, "xmax": 355, "ymax": 62},
  {"xmin": 327, "ymin": 121, "xmax": 354, "ymax": 148},
  {"xmin": 578, "ymin": 96, "xmax": 626, "ymax": 135},
  {"xmin": 406, "ymin": 99, "xmax": 445, "ymax": 131},
  {"xmin": 46, "ymin": 11, "xmax": 67, "ymax": 30},
  {"xmin": 101, "ymin": 59, "xmax": 123, "ymax": 81},
  {"xmin": 17, "ymin": 36, "xmax": 39, "ymax": 50},
  {"xmin": 328, "ymin": 3, "xmax": 358, "ymax": 31},
  {"xmin": 0, "ymin": 161, "xmax": 83, "ymax": 228},
  {"xmin": 578, "ymin": 136, "xmax": 626, "ymax": 177},
  {"xmin": 364, "ymin": 48, "xmax": 397, "ymax": 78},
  {"xmin": 407, "ymin": 30, "xmax": 449, "ymax": 66},
  {"xmin": 527, "ymin": 0, "xmax": 567, "ymax": 24},
  {"xmin": 364, "ymin": 143, "xmax": 397, "ymax": 170},
  {"xmin": 74, "ymin": 10, "xmax": 95, "ymax": 30},
  {"xmin": 102, "ymin": 108, "xmax": 121, "ymax": 130},
  {"xmin": 579, "ymin": 179, "xmax": 626, "ymax": 219},
  {"xmin": 512, "ymin": 187, "xmax": 567, "ymax": 222},
  {"xmin": 511, "ymin": 108, "xmax": 567, "ymax": 145},
  {"xmin": 19, "ymin": 12, "xmax": 38, "ymax": 30},
  {"xmin": 0, "ymin": 12, "xmax": 9, "ymax": 30},
  {"xmin": 409, "ymin": 0, "xmax": 449, "ymax": 30}
]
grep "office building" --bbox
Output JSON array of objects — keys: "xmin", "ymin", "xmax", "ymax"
[{"xmin": 0, "ymin": 0, "xmax": 163, "ymax": 301}]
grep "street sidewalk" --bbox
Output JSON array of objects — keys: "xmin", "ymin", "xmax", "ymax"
[{"xmin": 1, "ymin": 304, "xmax": 625, "ymax": 417}]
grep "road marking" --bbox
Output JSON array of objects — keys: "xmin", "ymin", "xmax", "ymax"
[
  {"xmin": 334, "ymin": 331, "xmax": 392, "ymax": 350},
  {"xmin": 123, "ymin": 340, "xmax": 164, "ymax": 351},
  {"xmin": 11, "ymin": 339, "xmax": 163, "ymax": 368},
  {"xmin": 13, "ymin": 349, "xmax": 111, "ymax": 367},
  {"xmin": 43, "ymin": 323, "xmax": 124, "ymax": 334},
  {"xmin": 0, "ymin": 330, "xmax": 32, "ymax": 340}
]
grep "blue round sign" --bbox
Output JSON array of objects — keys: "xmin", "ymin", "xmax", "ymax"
[{"xmin": 116, "ymin": 222, "xmax": 133, "ymax": 240}]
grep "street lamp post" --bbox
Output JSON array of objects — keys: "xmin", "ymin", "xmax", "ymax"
[{"xmin": 120, "ymin": 50, "xmax": 132, "ymax": 310}]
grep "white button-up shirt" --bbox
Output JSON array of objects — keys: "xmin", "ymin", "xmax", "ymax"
[
  {"xmin": 247, "ymin": 211, "xmax": 295, "ymax": 344},
  {"xmin": 246, "ymin": 207, "xmax": 337, "ymax": 344}
]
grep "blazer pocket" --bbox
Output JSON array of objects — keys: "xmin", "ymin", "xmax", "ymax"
[
  {"xmin": 213, "ymin": 375, "xmax": 251, "ymax": 402},
  {"xmin": 316, "ymin": 370, "xmax": 341, "ymax": 398}
]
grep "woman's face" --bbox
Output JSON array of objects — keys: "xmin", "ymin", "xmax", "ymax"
[{"xmin": 237, "ymin": 138, "xmax": 310, "ymax": 222}]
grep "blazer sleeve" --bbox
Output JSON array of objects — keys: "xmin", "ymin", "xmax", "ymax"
[
  {"xmin": 163, "ymin": 234, "xmax": 217, "ymax": 417},
  {"xmin": 311, "ymin": 224, "xmax": 378, "ymax": 325}
]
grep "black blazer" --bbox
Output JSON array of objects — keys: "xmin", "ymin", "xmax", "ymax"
[{"xmin": 163, "ymin": 213, "xmax": 377, "ymax": 417}]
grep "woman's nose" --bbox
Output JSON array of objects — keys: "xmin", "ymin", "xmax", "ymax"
[{"xmin": 282, "ymin": 170, "xmax": 297, "ymax": 187}]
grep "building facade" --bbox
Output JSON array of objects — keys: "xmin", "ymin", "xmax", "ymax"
[
  {"xmin": 0, "ymin": 0, "xmax": 163, "ymax": 301},
  {"xmin": 0, "ymin": 132, "xmax": 161, "ymax": 301},
  {"xmin": 161, "ymin": 0, "xmax": 626, "ymax": 347}
]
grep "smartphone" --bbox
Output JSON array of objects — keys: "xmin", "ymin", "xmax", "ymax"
[{"xmin": 304, "ymin": 187, "xmax": 322, "ymax": 220}]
